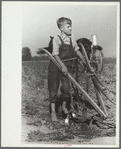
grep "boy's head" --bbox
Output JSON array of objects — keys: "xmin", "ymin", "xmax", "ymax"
[{"xmin": 57, "ymin": 17, "xmax": 72, "ymax": 36}]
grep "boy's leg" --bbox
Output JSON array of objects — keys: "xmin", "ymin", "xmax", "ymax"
[
  {"xmin": 60, "ymin": 73, "xmax": 71, "ymax": 114},
  {"xmin": 48, "ymin": 62, "xmax": 59, "ymax": 121},
  {"xmin": 51, "ymin": 103, "xmax": 58, "ymax": 121}
]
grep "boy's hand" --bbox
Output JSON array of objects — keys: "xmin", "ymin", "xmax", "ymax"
[
  {"xmin": 79, "ymin": 59, "xmax": 86, "ymax": 67},
  {"xmin": 81, "ymin": 58, "xmax": 86, "ymax": 64},
  {"xmin": 62, "ymin": 64, "xmax": 68, "ymax": 75},
  {"xmin": 54, "ymin": 55, "xmax": 68, "ymax": 75},
  {"xmin": 36, "ymin": 48, "xmax": 41, "ymax": 54}
]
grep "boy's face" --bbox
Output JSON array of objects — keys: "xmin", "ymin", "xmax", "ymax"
[{"xmin": 60, "ymin": 22, "xmax": 72, "ymax": 36}]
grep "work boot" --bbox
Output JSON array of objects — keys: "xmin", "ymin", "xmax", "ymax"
[{"xmin": 51, "ymin": 103, "xmax": 58, "ymax": 122}]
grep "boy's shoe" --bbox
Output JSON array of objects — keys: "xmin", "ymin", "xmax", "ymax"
[{"xmin": 51, "ymin": 112, "xmax": 58, "ymax": 122}]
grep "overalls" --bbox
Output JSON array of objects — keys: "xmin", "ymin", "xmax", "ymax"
[{"xmin": 48, "ymin": 35, "xmax": 76, "ymax": 103}]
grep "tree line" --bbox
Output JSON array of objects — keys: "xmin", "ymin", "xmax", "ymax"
[{"xmin": 22, "ymin": 47, "xmax": 49, "ymax": 61}]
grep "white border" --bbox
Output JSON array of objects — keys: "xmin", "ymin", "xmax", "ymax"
[{"xmin": 1, "ymin": 1, "xmax": 120, "ymax": 147}]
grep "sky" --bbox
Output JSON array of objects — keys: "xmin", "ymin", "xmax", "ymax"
[{"xmin": 22, "ymin": 2, "xmax": 119, "ymax": 57}]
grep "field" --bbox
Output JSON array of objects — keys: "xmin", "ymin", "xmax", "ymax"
[{"xmin": 22, "ymin": 58, "xmax": 116, "ymax": 145}]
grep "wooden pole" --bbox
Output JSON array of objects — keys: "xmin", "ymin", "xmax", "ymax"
[
  {"xmin": 95, "ymin": 88, "xmax": 108, "ymax": 117},
  {"xmin": 92, "ymin": 77, "xmax": 108, "ymax": 116}
]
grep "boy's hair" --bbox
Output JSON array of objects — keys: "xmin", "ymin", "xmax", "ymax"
[{"xmin": 57, "ymin": 17, "xmax": 72, "ymax": 29}]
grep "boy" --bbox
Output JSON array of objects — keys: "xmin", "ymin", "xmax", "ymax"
[{"xmin": 48, "ymin": 17, "xmax": 85, "ymax": 122}]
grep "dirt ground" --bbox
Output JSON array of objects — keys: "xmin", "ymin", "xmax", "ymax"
[{"xmin": 21, "ymin": 58, "xmax": 116, "ymax": 145}]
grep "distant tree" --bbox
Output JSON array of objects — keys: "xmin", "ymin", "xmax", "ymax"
[
  {"xmin": 32, "ymin": 55, "xmax": 49, "ymax": 61},
  {"xmin": 22, "ymin": 47, "xmax": 32, "ymax": 61},
  {"xmin": 32, "ymin": 56, "xmax": 41, "ymax": 61},
  {"xmin": 32, "ymin": 56, "xmax": 38, "ymax": 61},
  {"xmin": 101, "ymin": 51, "xmax": 104, "ymax": 57}
]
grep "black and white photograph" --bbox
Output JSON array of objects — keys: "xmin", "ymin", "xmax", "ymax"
[{"xmin": 2, "ymin": 1, "xmax": 120, "ymax": 147}]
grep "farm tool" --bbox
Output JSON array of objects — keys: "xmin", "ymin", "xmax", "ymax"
[{"xmin": 38, "ymin": 42, "xmax": 116, "ymax": 128}]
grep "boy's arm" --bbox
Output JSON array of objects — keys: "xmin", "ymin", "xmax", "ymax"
[
  {"xmin": 76, "ymin": 49, "xmax": 94, "ymax": 73},
  {"xmin": 72, "ymin": 36, "xmax": 85, "ymax": 63},
  {"xmin": 54, "ymin": 55, "xmax": 68, "ymax": 74},
  {"xmin": 75, "ymin": 50, "xmax": 85, "ymax": 63},
  {"xmin": 52, "ymin": 36, "xmax": 68, "ymax": 74}
]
